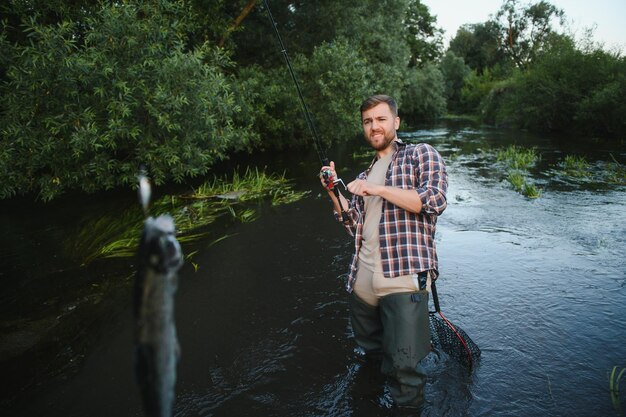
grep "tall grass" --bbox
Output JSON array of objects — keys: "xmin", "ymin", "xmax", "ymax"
[
  {"xmin": 610, "ymin": 366, "xmax": 625, "ymax": 415},
  {"xmin": 522, "ymin": 183, "xmax": 541, "ymax": 198},
  {"xmin": 497, "ymin": 145, "xmax": 539, "ymax": 170},
  {"xmin": 189, "ymin": 167, "xmax": 309, "ymax": 204},
  {"xmin": 64, "ymin": 168, "xmax": 308, "ymax": 265},
  {"xmin": 555, "ymin": 153, "xmax": 625, "ymax": 185},
  {"xmin": 498, "ymin": 145, "xmax": 541, "ymax": 198},
  {"xmin": 507, "ymin": 171, "xmax": 525, "ymax": 192},
  {"xmin": 562, "ymin": 154, "xmax": 590, "ymax": 177}
]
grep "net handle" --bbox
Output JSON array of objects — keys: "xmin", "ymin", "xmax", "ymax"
[{"xmin": 431, "ymin": 280, "xmax": 441, "ymax": 313}]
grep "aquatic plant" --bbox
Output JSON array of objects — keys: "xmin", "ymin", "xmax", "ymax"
[
  {"xmin": 497, "ymin": 145, "xmax": 539, "ymax": 170},
  {"xmin": 497, "ymin": 146, "xmax": 541, "ymax": 198},
  {"xmin": 522, "ymin": 183, "xmax": 541, "ymax": 198},
  {"xmin": 65, "ymin": 168, "xmax": 308, "ymax": 265},
  {"xmin": 270, "ymin": 188, "xmax": 311, "ymax": 206},
  {"xmin": 227, "ymin": 206, "xmax": 258, "ymax": 223},
  {"xmin": 66, "ymin": 209, "xmax": 144, "ymax": 265},
  {"xmin": 507, "ymin": 172, "xmax": 525, "ymax": 191},
  {"xmin": 610, "ymin": 366, "xmax": 625, "ymax": 415},
  {"xmin": 505, "ymin": 171, "xmax": 541, "ymax": 198},
  {"xmin": 552, "ymin": 153, "xmax": 625, "ymax": 186},
  {"xmin": 561, "ymin": 154, "xmax": 590, "ymax": 177},
  {"xmin": 605, "ymin": 155, "xmax": 626, "ymax": 185},
  {"xmin": 187, "ymin": 167, "xmax": 309, "ymax": 203}
]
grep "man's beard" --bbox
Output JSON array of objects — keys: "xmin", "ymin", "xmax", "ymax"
[{"xmin": 368, "ymin": 130, "xmax": 395, "ymax": 151}]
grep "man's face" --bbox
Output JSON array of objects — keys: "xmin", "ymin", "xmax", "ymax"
[{"xmin": 361, "ymin": 102, "xmax": 400, "ymax": 152}]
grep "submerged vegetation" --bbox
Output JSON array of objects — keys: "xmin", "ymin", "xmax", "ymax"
[
  {"xmin": 497, "ymin": 145, "xmax": 541, "ymax": 198},
  {"xmin": 497, "ymin": 145, "xmax": 539, "ymax": 170},
  {"xmin": 495, "ymin": 146, "xmax": 624, "ymax": 198},
  {"xmin": 551, "ymin": 154, "xmax": 626, "ymax": 185},
  {"xmin": 610, "ymin": 366, "xmax": 626, "ymax": 415},
  {"xmin": 561, "ymin": 155, "xmax": 591, "ymax": 177},
  {"xmin": 64, "ymin": 169, "xmax": 308, "ymax": 265},
  {"xmin": 492, "ymin": 144, "xmax": 626, "ymax": 199},
  {"xmin": 605, "ymin": 158, "xmax": 626, "ymax": 185}
]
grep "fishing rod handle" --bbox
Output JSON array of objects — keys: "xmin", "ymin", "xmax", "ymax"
[{"xmin": 431, "ymin": 280, "xmax": 441, "ymax": 313}]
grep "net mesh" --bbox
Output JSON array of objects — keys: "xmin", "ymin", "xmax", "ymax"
[{"xmin": 429, "ymin": 312, "xmax": 481, "ymax": 370}]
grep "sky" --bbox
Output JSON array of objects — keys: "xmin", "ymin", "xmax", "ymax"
[{"xmin": 421, "ymin": 0, "xmax": 626, "ymax": 51}]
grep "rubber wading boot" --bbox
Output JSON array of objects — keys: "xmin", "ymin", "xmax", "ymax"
[
  {"xmin": 349, "ymin": 293, "xmax": 383, "ymax": 357},
  {"xmin": 379, "ymin": 291, "xmax": 430, "ymax": 408}
]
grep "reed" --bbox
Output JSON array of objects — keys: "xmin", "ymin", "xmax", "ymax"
[
  {"xmin": 522, "ymin": 183, "xmax": 541, "ymax": 199},
  {"xmin": 505, "ymin": 171, "xmax": 540, "ymax": 198},
  {"xmin": 605, "ymin": 155, "xmax": 626, "ymax": 184},
  {"xmin": 562, "ymin": 154, "xmax": 590, "ymax": 177},
  {"xmin": 65, "ymin": 168, "xmax": 307, "ymax": 264},
  {"xmin": 497, "ymin": 145, "xmax": 539, "ymax": 170},
  {"xmin": 610, "ymin": 366, "xmax": 625, "ymax": 415},
  {"xmin": 507, "ymin": 172, "xmax": 525, "ymax": 191}
]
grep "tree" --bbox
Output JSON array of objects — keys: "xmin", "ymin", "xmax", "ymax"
[
  {"xmin": 449, "ymin": 21, "xmax": 506, "ymax": 74},
  {"xmin": 439, "ymin": 50, "xmax": 470, "ymax": 112},
  {"xmin": 0, "ymin": 0, "xmax": 99, "ymax": 44},
  {"xmin": 404, "ymin": 0, "xmax": 443, "ymax": 67},
  {"xmin": 234, "ymin": 0, "xmax": 421, "ymax": 141},
  {"xmin": 494, "ymin": 0, "xmax": 565, "ymax": 69},
  {"xmin": 0, "ymin": 1, "xmax": 256, "ymax": 200},
  {"xmin": 490, "ymin": 34, "xmax": 626, "ymax": 137},
  {"xmin": 401, "ymin": 63, "xmax": 446, "ymax": 123}
]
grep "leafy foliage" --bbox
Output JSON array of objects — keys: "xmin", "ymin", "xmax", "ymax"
[
  {"xmin": 1, "ymin": 1, "xmax": 257, "ymax": 200},
  {"xmin": 447, "ymin": 1, "xmax": 624, "ymax": 139},
  {"xmin": 449, "ymin": 21, "xmax": 506, "ymax": 75},
  {"xmin": 494, "ymin": 0, "xmax": 565, "ymax": 69},
  {"xmin": 401, "ymin": 62, "xmax": 447, "ymax": 123},
  {"xmin": 493, "ymin": 36, "xmax": 626, "ymax": 136},
  {"xmin": 404, "ymin": 0, "xmax": 443, "ymax": 67},
  {"xmin": 439, "ymin": 50, "xmax": 471, "ymax": 112}
]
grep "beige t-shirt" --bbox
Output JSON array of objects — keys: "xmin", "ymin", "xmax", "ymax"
[{"xmin": 353, "ymin": 152, "xmax": 420, "ymax": 306}]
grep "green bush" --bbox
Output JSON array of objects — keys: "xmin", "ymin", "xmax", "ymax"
[
  {"xmin": 491, "ymin": 37, "xmax": 626, "ymax": 137},
  {"xmin": 460, "ymin": 68, "xmax": 502, "ymax": 115},
  {"xmin": 0, "ymin": 2, "xmax": 256, "ymax": 200},
  {"xmin": 439, "ymin": 50, "xmax": 470, "ymax": 112},
  {"xmin": 401, "ymin": 62, "xmax": 446, "ymax": 123}
]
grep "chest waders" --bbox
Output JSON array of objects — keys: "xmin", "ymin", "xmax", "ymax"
[{"xmin": 349, "ymin": 273, "xmax": 431, "ymax": 408}]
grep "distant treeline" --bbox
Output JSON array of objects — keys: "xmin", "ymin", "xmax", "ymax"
[{"xmin": 1, "ymin": 0, "xmax": 623, "ymax": 200}]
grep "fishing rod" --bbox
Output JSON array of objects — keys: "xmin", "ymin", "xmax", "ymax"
[{"xmin": 262, "ymin": 0, "xmax": 350, "ymax": 221}]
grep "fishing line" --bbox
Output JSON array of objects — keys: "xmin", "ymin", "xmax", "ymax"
[
  {"xmin": 262, "ymin": 0, "xmax": 350, "ymax": 222},
  {"xmin": 262, "ymin": 0, "xmax": 328, "ymax": 167}
]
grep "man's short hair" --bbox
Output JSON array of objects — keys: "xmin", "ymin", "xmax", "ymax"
[{"xmin": 360, "ymin": 95, "xmax": 398, "ymax": 118}]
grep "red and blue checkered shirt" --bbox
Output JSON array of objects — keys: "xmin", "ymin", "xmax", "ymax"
[{"xmin": 336, "ymin": 140, "xmax": 448, "ymax": 292}]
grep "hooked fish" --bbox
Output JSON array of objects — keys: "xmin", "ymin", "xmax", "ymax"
[{"xmin": 134, "ymin": 214, "xmax": 183, "ymax": 417}]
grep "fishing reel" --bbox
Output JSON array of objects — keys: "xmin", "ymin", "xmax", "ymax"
[{"xmin": 321, "ymin": 168, "xmax": 346, "ymax": 191}]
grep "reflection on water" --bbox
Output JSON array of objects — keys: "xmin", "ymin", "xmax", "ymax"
[{"xmin": 2, "ymin": 121, "xmax": 625, "ymax": 416}]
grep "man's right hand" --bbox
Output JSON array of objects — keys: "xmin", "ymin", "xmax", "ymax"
[{"xmin": 319, "ymin": 161, "xmax": 338, "ymax": 191}]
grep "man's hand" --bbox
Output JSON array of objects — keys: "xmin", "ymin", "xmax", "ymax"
[
  {"xmin": 347, "ymin": 179, "xmax": 382, "ymax": 197},
  {"xmin": 349, "ymin": 180, "xmax": 423, "ymax": 213},
  {"xmin": 319, "ymin": 161, "xmax": 338, "ymax": 191}
]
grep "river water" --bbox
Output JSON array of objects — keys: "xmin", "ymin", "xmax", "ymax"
[{"xmin": 2, "ymin": 121, "xmax": 625, "ymax": 416}]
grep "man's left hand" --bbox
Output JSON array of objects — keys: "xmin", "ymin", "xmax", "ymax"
[{"xmin": 347, "ymin": 179, "xmax": 381, "ymax": 197}]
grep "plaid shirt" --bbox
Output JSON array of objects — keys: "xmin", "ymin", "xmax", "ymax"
[{"xmin": 336, "ymin": 140, "xmax": 448, "ymax": 292}]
